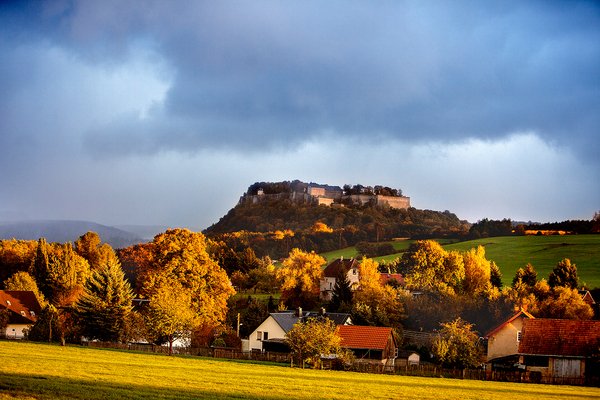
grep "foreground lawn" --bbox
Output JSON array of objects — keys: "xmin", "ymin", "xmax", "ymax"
[{"xmin": 1, "ymin": 341, "xmax": 599, "ymax": 399}]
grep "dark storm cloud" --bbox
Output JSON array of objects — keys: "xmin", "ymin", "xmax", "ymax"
[{"xmin": 3, "ymin": 1, "xmax": 597, "ymax": 159}]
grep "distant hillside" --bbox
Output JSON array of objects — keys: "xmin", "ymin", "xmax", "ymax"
[
  {"xmin": 0, "ymin": 220, "xmax": 143, "ymax": 249},
  {"xmin": 205, "ymin": 181, "xmax": 469, "ymax": 239}
]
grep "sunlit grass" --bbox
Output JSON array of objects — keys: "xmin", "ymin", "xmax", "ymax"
[{"xmin": 1, "ymin": 341, "xmax": 599, "ymax": 399}]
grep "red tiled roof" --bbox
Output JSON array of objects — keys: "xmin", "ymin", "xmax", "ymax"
[
  {"xmin": 379, "ymin": 273, "xmax": 405, "ymax": 286},
  {"xmin": 519, "ymin": 319, "xmax": 600, "ymax": 357},
  {"xmin": 323, "ymin": 258, "xmax": 359, "ymax": 277},
  {"xmin": 484, "ymin": 309, "xmax": 535, "ymax": 339},
  {"xmin": 337, "ymin": 325, "xmax": 394, "ymax": 350},
  {"xmin": 0, "ymin": 291, "xmax": 41, "ymax": 324}
]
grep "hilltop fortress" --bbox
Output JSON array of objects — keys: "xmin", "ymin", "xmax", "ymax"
[{"xmin": 240, "ymin": 183, "xmax": 410, "ymax": 209}]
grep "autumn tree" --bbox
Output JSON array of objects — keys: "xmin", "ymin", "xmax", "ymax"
[
  {"xmin": 138, "ymin": 229, "xmax": 235, "ymax": 329},
  {"xmin": 248, "ymin": 257, "xmax": 278, "ymax": 293},
  {"xmin": 73, "ymin": 258, "xmax": 134, "ymax": 342},
  {"xmin": 0, "ymin": 239, "xmax": 37, "ymax": 284},
  {"xmin": 285, "ymin": 317, "xmax": 348, "ymax": 369},
  {"xmin": 549, "ymin": 258, "xmax": 579, "ymax": 289},
  {"xmin": 462, "ymin": 246, "xmax": 491, "ymax": 295},
  {"xmin": 276, "ymin": 248, "xmax": 325, "ymax": 309},
  {"xmin": 432, "ymin": 318, "xmax": 482, "ymax": 368},
  {"xmin": 144, "ymin": 283, "xmax": 198, "ymax": 355},
  {"xmin": 3, "ymin": 271, "xmax": 46, "ymax": 306},
  {"xmin": 74, "ymin": 232, "xmax": 118, "ymax": 271},
  {"xmin": 400, "ymin": 240, "xmax": 464, "ymax": 295},
  {"xmin": 529, "ymin": 280, "xmax": 593, "ymax": 320}
]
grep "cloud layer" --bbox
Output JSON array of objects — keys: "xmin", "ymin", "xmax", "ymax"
[{"xmin": 0, "ymin": 1, "xmax": 598, "ymax": 228}]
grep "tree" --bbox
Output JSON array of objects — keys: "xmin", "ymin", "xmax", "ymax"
[
  {"xmin": 328, "ymin": 266, "xmax": 353, "ymax": 312},
  {"xmin": 462, "ymin": 246, "xmax": 491, "ymax": 295},
  {"xmin": 593, "ymin": 210, "xmax": 600, "ymax": 233},
  {"xmin": 549, "ymin": 259, "xmax": 579, "ymax": 289},
  {"xmin": 73, "ymin": 258, "xmax": 134, "ymax": 342},
  {"xmin": 529, "ymin": 281, "xmax": 593, "ymax": 320},
  {"xmin": 75, "ymin": 232, "xmax": 119, "ymax": 271},
  {"xmin": 432, "ymin": 318, "xmax": 482, "ymax": 368},
  {"xmin": 489, "ymin": 262, "xmax": 502, "ymax": 289},
  {"xmin": 144, "ymin": 283, "xmax": 198, "ymax": 356},
  {"xmin": 522, "ymin": 263, "xmax": 538, "ymax": 287},
  {"xmin": 276, "ymin": 248, "xmax": 325, "ymax": 309},
  {"xmin": 248, "ymin": 257, "xmax": 278, "ymax": 293},
  {"xmin": 3, "ymin": 271, "xmax": 46, "ymax": 306},
  {"xmin": 285, "ymin": 317, "xmax": 347, "ymax": 369},
  {"xmin": 138, "ymin": 229, "xmax": 235, "ymax": 328}
]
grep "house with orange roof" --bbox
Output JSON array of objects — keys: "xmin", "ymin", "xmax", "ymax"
[
  {"xmin": 517, "ymin": 318, "xmax": 600, "ymax": 379},
  {"xmin": 0, "ymin": 291, "xmax": 41, "ymax": 339},
  {"xmin": 484, "ymin": 308, "xmax": 535, "ymax": 366},
  {"xmin": 337, "ymin": 325, "xmax": 398, "ymax": 365}
]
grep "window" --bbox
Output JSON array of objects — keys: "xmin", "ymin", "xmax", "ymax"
[
  {"xmin": 30, "ymin": 311, "xmax": 36, "ymax": 317},
  {"xmin": 263, "ymin": 332, "xmax": 268, "ymax": 340},
  {"xmin": 394, "ymin": 347, "xmax": 398, "ymax": 358},
  {"xmin": 6, "ymin": 300, "xmax": 11, "ymax": 306},
  {"xmin": 257, "ymin": 331, "xmax": 262, "ymax": 341},
  {"xmin": 20, "ymin": 311, "xmax": 26, "ymax": 316},
  {"xmin": 353, "ymin": 269, "xmax": 357, "ymax": 275},
  {"xmin": 517, "ymin": 331, "xmax": 522, "ymax": 342}
]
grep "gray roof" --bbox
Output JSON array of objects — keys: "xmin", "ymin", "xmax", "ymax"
[{"xmin": 269, "ymin": 311, "xmax": 351, "ymax": 333}]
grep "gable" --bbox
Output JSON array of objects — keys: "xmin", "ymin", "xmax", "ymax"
[
  {"xmin": 484, "ymin": 309, "xmax": 534, "ymax": 339},
  {"xmin": 323, "ymin": 258, "xmax": 359, "ymax": 278},
  {"xmin": 337, "ymin": 325, "xmax": 395, "ymax": 350},
  {"xmin": 519, "ymin": 319, "xmax": 600, "ymax": 357}
]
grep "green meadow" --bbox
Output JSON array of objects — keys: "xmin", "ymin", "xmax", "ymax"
[{"xmin": 1, "ymin": 341, "xmax": 598, "ymax": 400}]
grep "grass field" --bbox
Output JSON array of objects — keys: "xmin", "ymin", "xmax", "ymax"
[
  {"xmin": 321, "ymin": 235, "xmax": 600, "ymax": 289},
  {"xmin": 1, "ymin": 341, "xmax": 599, "ymax": 400}
]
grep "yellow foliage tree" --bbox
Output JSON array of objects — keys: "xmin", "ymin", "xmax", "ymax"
[
  {"xmin": 276, "ymin": 248, "xmax": 325, "ymax": 308},
  {"xmin": 310, "ymin": 222, "xmax": 333, "ymax": 234},
  {"xmin": 462, "ymin": 246, "xmax": 491, "ymax": 295},
  {"xmin": 285, "ymin": 317, "xmax": 348, "ymax": 369}
]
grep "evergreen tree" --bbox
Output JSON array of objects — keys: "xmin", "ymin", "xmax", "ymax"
[
  {"xmin": 73, "ymin": 258, "xmax": 134, "ymax": 342},
  {"xmin": 329, "ymin": 266, "xmax": 353, "ymax": 312},
  {"xmin": 549, "ymin": 258, "xmax": 579, "ymax": 289},
  {"xmin": 489, "ymin": 262, "xmax": 502, "ymax": 289},
  {"xmin": 30, "ymin": 238, "xmax": 50, "ymax": 297},
  {"xmin": 522, "ymin": 263, "xmax": 538, "ymax": 287}
]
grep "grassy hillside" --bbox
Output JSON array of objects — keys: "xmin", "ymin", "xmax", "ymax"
[
  {"xmin": 1, "ymin": 341, "xmax": 598, "ymax": 400},
  {"xmin": 444, "ymin": 235, "xmax": 600, "ymax": 289},
  {"xmin": 320, "ymin": 235, "xmax": 600, "ymax": 288}
]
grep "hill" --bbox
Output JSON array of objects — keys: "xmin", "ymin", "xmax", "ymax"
[
  {"xmin": 205, "ymin": 181, "xmax": 469, "ymax": 239},
  {"xmin": 0, "ymin": 220, "xmax": 143, "ymax": 249}
]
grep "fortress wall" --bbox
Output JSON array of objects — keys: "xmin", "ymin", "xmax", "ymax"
[{"xmin": 377, "ymin": 196, "xmax": 410, "ymax": 209}]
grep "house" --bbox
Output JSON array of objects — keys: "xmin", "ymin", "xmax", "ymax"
[
  {"xmin": 319, "ymin": 257, "xmax": 360, "ymax": 301},
  {"xmin": 248, "ymin": 308, "xmax": 352, "ymax": 352},
  {"xmin": 517, "ymin": 319, "xmax": 600, "ymax": 379},
  {"xmin": 337, "ymin": 325, "xmax": 398, "ymax": 365},
  {"xmin": 396, "ymin": 350, "xmax": 420, "ymax": 366},
  {"xmin": 579, "ymin": 290, "xmax": 595, "ymax": 306},
  {"xmin": 484, "ymin": 308, "xmax": 535, "ymax": 365},
  {"xmin": 379, "ymin": 273, "xmax": 405, "ymax": 287},
  {"xmin": 0, "ymin": 291, "xmax": 42, "ymax": 339}
]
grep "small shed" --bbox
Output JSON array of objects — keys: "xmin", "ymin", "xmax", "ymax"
[{"xmin": 396, "ymin": 350, "xmax": 420, "ymax": 366}]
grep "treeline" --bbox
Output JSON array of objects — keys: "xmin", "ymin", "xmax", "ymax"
[
  {"xmin": 244, "ymin": 180, "xmax": 403, "ymax": 197},
  {"xmin": 469, "ymin": 213, "xmax": 600, "ymax": 238}
]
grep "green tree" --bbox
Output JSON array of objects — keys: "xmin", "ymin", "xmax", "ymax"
[
  {"xmin": 285, "ymin": 317, "xmax": 348, "ymax": 369},
  {"xmin": 328, "ymin": 266, "xmax": 353, "ymax": 312},
  {"xmin": 489, "ymin": 262, "xmax": 502, "ymax": 289},
  {"xmin": 432, "ymin": 318, "xmax": 482, "ymax": 368},
  {"xmin": 73, "ymin": 258, "xmax": 134, "ymax": 342},
  {"xmin": 522, "ymin": 263, "xmax": 538, "ymax": 287},
  {"xmin": 549, "ymin": 259, "xmax": 579, "ymax": 289}
]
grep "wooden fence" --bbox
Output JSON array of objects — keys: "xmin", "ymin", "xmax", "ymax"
[{"xmin": 83, "ymin": 342, "xmax": 599, "ymax": 387}]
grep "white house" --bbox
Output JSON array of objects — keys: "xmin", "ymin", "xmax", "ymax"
[
  {"xmin": 319, "ymin": 257, "xmax": 360, "ymax": 301},
  {"xmin": 249, "ymin": 308, "xmax": 352, "ymax": 352}
]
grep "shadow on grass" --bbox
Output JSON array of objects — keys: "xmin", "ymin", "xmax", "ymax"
[{"xmin": 0, "ymin": 371, "xmax": 281, "ymax": 400}]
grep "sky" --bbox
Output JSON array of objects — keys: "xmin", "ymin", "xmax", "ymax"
[{"xmin": 1, "ymin": 1, "xmax": 599, "ymax": 231}]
